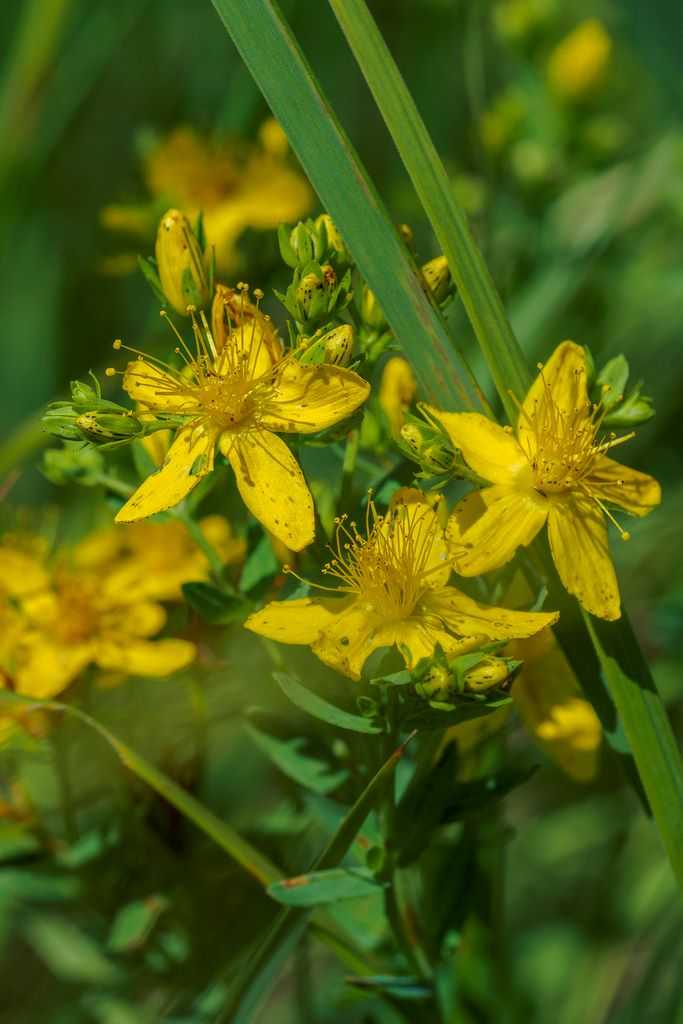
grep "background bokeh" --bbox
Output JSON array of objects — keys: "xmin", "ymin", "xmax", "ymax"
[{"xmin": 1, "ymin": 1, "xmax": 683, "ymax": 1021}]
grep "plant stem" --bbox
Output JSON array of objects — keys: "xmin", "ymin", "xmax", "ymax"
[
  {"xmin": 174, "ymin": 507, "xmax": 225, "ymax": 581},
  {"xmin": 50, "ymin": 724, "xmax": 76, "ymax": 843}
]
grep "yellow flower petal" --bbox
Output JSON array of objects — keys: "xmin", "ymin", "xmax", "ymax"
[
  {"xmin": 95, "ymin": 638, "xmax": 196, "ymax": 676},
  {"xmin": 116, "ymin": 423, "xmax": 217, "ymax": 523},
  {"xmin": 386, "ymin": 488, "xmax": 451, "ymax": 588},
  {"xmin": 547, "ymin": 496, "xmax": 620, "ymax": 619},
  {"xmin": 260, "ymin": 362, "xmax": 370, "ymax": 434},
  {"xmin": 509, "ymin": 627, "xmax": 602, "ymax": 782},
  {"xmin": 217, "ymin": 320, "xmax": 282, "ymax": 381},
  {"xmin": 0, "ymin": 548, "xmax": 50, "ymax": 598},
  {"xmin": 448, "ymin": 486, "xmax": 548, "ymax": 575},
  {"xmin": 14, "ymin": 642, "xmax": 93, "ymax": 699},
  {"xmin": 422, "ymin": 407, "xmax": 530, "ymax": 485},
  {"xmin": 244, "ymin": 596, "xmax": 351, "ymax": 644},
  {"xmin": 103, "ymin": 602, "xmax": 167, "ymax": 638},
  {"xmin": 379, "ymin": 357, "xmax": 416, "ymax": 436},
  {"xmin": 422, "ymin": 586, "xmax": 558, "ymax": 643},
  {"xmin": 222, "ymin": 429, "xmax": 314, "ymax": 551},
  {"xmin": 518, "ymin": 341, "xmax": 588, "ymax": 455},
  {"xmin": 72, "ymin": 528, "xmax": 121, "ymax": 569},
  {"xmin": 311, "ymin": 602, "xmax": 386, "ymax": 681},
  {"xmin": 588, "ymin": 456, "xmax": 661, "ymax": 517},
  {"xmin": 123, "ymin": 360, "xmax": 200, "ymax": 413}
]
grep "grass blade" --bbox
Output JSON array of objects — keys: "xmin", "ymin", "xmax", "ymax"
[
  {"xmin": 209, "ymin": 0, "xmax": 484, "ymax": 412},
  {"xmin": 328, "ymin": 0, "xmax": 531, "ymax": 419}
]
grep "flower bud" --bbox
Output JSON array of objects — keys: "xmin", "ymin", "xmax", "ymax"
[
  {"xmin": 421, "ymin": 441, "xmax": 456, "ymax": 475},
  {"xmin": 547, "ymin": 19, "xmax": 612, "ymax": 101},
  {"xmin": 70, "ymin": 379, "xmax": 100, "ymax": 408},
  {"xmin": 75, "ymin": 412, "xmax": 143, "ymax": 444},
  {"xmin": 322, "ymin": 324, "xmax": 354, "ymax": 366},
  {"xmin": 42, "ymin": 445, "xmax": 105, "ymax": 487},
  {"xmin": 421, "ymin": 255, "xmax": 452, "ymax": 303},
  {"xmin": 296, "ymin": 271, "xmax": 327, "ymax": 321},
  {"xmin": 415, "ymin": 664, "xmax": 452, "ymax": 701},
  {"xmin": 463, "ymin": 657, "xmax": 511, "ymax": 693},
  {"xmin": 315, "ymin": 214, "xmax": 350, "ymax": 262},
  {"xmin": 379, "ymin": 357, "xmax": 416, "ymax": 436},
  {"xmin": 360, "ymin": 285, "xmax": 386, "ymax": 330},
  {"xmin": 155, "ymin": 209, "xmax": 210, "ymax": 315},
  {"xmin": 41, "ymin": 404, "xmax": 83, "ymax": 441}
]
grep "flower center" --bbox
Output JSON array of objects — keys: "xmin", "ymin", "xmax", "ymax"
[
  {"xmin": 196, "ymin": 371, "xmax": 256, "ymax": 431},
  {"xmin": 288, "ymin": 498, "xmax": 448, "ymax": 622},
  {"xmin": 54, "ymin": 579, "xmax": 99, "ymax": 645}
]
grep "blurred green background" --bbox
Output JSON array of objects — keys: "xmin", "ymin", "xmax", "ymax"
[{"xmin": 2, "ymin": 1, "xmax": 683, "ymax": 1021}]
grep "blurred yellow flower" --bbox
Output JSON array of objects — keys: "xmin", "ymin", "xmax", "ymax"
[
  {"xmin": 378, "ymin": 356, "xmax": 416, "ymax": 436},
  {"xmin": 547, "ymin": 19, "xmax": 612, "ymax": 100},
  {"xmin": 429, "ymin": 341, "xmax": 660, "ymax": 619},
  {"xmin": 73, "ymin": 515, "xmax": 246, "ymax": 602},
  {"xmin": 0, "ymin": 536, "xmax": 196, "ymax": 708},
  {"xmin": 509, "ymin": 627, "xmax": 602, "ymax": 782},
  {"xmin": 245, "ymin": 488, "xmax": 557, "ymax": 681},
  {"xmin": 112, "ymin": 292, "xmax": 370, "ymax": 550},
  {"xmin": 102, "ymin": 120, "xmax": 313, "ymax": 273}
]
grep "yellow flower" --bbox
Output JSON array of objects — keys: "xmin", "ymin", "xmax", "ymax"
[
  {"xmin": 509, "ymin": 627, "xmax": 602, "ymax": 782},
  {"xmin": 245, "ymin": 488, "xmax": 558, "ymax": 681},
  {"xmin": 73, "ymin": 515, "xmax": 245, "ymax": 602},
  {"xmin": 114, "ymin": 121, "xmax": 313, "ymax": 273},
  {"xmin": 111, "ymin": 294, "xmax": 370, "ymax": 550},
  {"xmin": 379, "ymin": 357, "xmax": 417, "ymax": 436},
  {"xmin": 547, "ymin": 19, "xmax": 612, "ymax": 101},
  {"xmin": 0, "ymin": 537, "xmax": 196, "ymax": 704},
  {"xmin": 426, "ymin": 341, "xmax": 660, "ymax": 619}
]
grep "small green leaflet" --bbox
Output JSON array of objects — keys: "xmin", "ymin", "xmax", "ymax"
[
  {"xmin": 273, "ymin": 672, "xmax": 381, "ymax": 734},
  {"xmin": 245, "ymin": 723, "xmax": 348, "ymax": 794}
]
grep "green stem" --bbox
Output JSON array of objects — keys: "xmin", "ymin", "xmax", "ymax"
[
  {"xmin": 50, "ymin": 725, "xmax": 76, "ymax": 843},
  {"xmin": 94, "ymin": 474, "xmax": 135, "ymax": 500},
  {"xmin": 174, "ymin": 507, "xmax": 225, "ymax": 581},
  {"xmin": 338, "ymin": 427, "xmax": 359, "ymax": 515},
  {"xmin": 327, "ymin": 0, "xmax": 531, "ymax": 418}
]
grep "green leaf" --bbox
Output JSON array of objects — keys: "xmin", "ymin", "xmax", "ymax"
[
  {"xmin": 221, "ymin": 732, "xmax": 414, "ymax": 1023},
  {"xmin": 273, "ymin": 671, "xmax": 381, "ymax": 734},
  {"xmin": 108, "ymin": 896, "xmax": 169, "ymax": 954},
  {"xmin": 239, "ymin": 534, "xmax": 280, "ymax": 592},
  {"xmin": 245, "ymin": 722, "xmax": 348, "ymax": 795},
  {"xmin": 585, "ymin": 613, "xmax": 683, "ymax": 889},
  {"xmin": 182, "ymin": 581, "xmax": 247, "ymax": 623},
  {"xmin": 268, "ymin": 867, "xmax": 382, "ymax": 907},
  {"xmin": 327, "ymin": 0, "xmax": 530, "ymax": 419},
  {"xmin": 0, "ymin": 694, "xmax": 280, "ymax": 889},
  {"xmin": 209, "ymin": 0, "xmax": 482, "ymax": 412},
  {"xmin": 25, "ymin": 914, "xmax": 123, "ymax": 985},
  {"xmin": 346, "ymin": 975, "xmax": 432, "ymax": 1001}
]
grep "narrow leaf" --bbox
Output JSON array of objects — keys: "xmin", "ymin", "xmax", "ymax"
[
  {"xmin": 245, "ymin": 723, "xmax": 348, "ymax": 794},
  {"xmin": 268, "ymin": 867, "xmax": 381, "ymax": 907},
  {"xmin": 273, "ymin": 671, "xmax": 381, "ymax": 734},
  {"xmin": 209, "ymin": 0, "xmax": 483, "ymax": 411}
]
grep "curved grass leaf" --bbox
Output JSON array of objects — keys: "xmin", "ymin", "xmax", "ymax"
[
  {"xmin": 273, "ymin": 671, "xmax": 381, "ymax": 734},
  {"xmin": 209, "ymin": 0, "xmax": 484, "ymax": 413}
]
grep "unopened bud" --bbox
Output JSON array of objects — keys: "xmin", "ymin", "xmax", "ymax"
[
  {"xmin": 298, "ymin": 324, "xmax": 355, "ymax": 367},
  {"xmin": 315, "ymin": 214, "xmax": 347, "ymax": 257},
  {"xmin": 463, "ymin": 657, "xmax": 511, "ymax": 693},
  {"xmin": 75, "ymin": 412, "xmax": 142, "ymax": 444},
  {"xmin": 421, "ymin": 255, "xmax": 452, "ymax": 303},
  {"xmin": 360, "ymin": 285, "xmax": 386, "ymax": 329},
  {"xmin": 296, "ymin": 271, "xmax": 326, "ymax": 320},
  {"xmin": 70, "ymin": 379, "xmax": 100, "ymax": 408},
  {"xmin": 155, "ymin": 209, "xmax": 210, "ymax": 315},
  {"xmin": 416, "ymin": 664, "xmax": 452, "ymax": 701}
]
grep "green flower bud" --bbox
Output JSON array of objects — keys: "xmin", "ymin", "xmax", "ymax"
[
  {"xmin": 603, "ymin": 386, "xmax": 655, "ymax": 428},
  {"xmin": 42, "ymin": 444, "xmax": 105, "ymax": 487},
  {"xmin": 155, "ymin": 209, "xmax": 210, "ymax": 315},
  {"xmin": 295, "ymin": 270, "xmax": 326, "ymax": 321},
  {"xmin": 42, "ymin": 404, "xmax": 83, "ymax": 441},
  {"xmin": 315, "ymin": 214, "xmax": 351, "ymax": 263},
  {"xmin": 70, "ymin": 379, "xmax": 100, "ymax": 408},
  {"xmin": 421, "ymin": 255, "xmax": 453, "ymax": 303},
  {"xmin": 416, "ymin": 664, "xmax": 453, "ymax": 701},
  {"xmin": 75, "ymin": 412, "xmax": 143, "ymax": 444}
]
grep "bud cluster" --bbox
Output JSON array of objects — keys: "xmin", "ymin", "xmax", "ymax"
[
  {"xmin": 42, "ymin": 376, "xmax": 175, "ymax": 449},
  {"xmin": 414, "ymin": 647, "xmax": 521, "ymax": 703}
]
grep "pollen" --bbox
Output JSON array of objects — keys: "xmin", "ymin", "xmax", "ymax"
[{"xmin": 290, "ymin": 495, "xmax": 450, "ymax": 620}]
